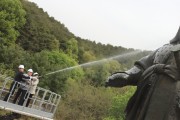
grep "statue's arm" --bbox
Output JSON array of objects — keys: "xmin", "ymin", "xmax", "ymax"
[{"xmin": 105, "ymin": 51, "xmax": 156, "ymax": 87}]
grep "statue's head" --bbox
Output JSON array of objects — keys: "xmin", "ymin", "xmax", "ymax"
[{"xmin": 170, "ymin": 27, "xmax": 180, "ymax": 44}]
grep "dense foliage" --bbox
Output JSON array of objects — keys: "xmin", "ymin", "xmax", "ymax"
[
  {"xmin": 0, "ymin": 0, "xmax": 26, "ymax": 46},
  {"xmin": 0, "ymin": 0, "xmax": 151, "ymax": 119}
]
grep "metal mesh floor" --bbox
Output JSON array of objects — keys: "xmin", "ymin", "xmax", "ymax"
[{"xmin": 0, "ymin": 100, "xmax": 53, "ymax": 120}]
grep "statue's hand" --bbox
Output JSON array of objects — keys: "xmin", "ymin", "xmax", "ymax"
[{"xmin": 105, "ymin": 72, "xmax": 129, "ymax": 87}]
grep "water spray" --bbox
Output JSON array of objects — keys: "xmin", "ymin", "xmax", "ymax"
[{"xmin": 43, "ymin": 50, "xmax": 142, "ymax": 76}]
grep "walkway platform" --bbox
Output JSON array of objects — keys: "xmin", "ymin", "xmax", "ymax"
[{"xmin": 0, "ymin": 75, "xmax": 61, "ymax": 120}]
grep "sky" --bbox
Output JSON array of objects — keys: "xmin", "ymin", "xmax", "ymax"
[{"xmin": 29, "ymin": 0, "xmax": 180, "ymax": 50}]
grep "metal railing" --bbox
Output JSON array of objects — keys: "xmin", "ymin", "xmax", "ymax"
[{"xmin": 0, "ymin": 75, "xmax": 61, "ymax": 119}]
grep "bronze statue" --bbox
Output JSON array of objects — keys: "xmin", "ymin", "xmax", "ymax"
[{"xmin": 106, "ymin": 27, "xmax": 180, "ymax": 120}]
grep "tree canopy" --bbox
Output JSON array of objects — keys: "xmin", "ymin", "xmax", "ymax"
[{"xmin": 0, "ymin": 0, "xmax": 26, "ymax": 46}]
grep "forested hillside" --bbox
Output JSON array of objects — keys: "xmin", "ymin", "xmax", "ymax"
[{"xmin": 0, "ymin": 0, "xmax": 150, "ymax": 119}]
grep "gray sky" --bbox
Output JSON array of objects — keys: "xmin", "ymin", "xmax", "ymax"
[{"xmin": 29, "ymin": 0, "xmax": 180, "ymax": 50}]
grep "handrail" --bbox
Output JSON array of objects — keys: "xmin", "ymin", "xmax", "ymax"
[{"xmin": 0, "ymin": 76, "xmax": 61, "ymax": 118}]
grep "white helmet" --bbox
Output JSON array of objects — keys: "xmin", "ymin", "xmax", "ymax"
[
  {"xmin": 33, "ymin": 72, "xmax": 39, "ymax": 76},
  {"xmin": 28, "ymin": 69, "xmax": 33, "ymax": 73},
  {"xmin": 18, "ymin": 65, "xmax": 24, "ymax": 69}
]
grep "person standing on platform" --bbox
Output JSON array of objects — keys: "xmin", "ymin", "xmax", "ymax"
[
  {"xmin": 13, "ymin": 69, "xmax": 33, "ymax": 106},
  {"xmin": 4, "ymin": 65, "xmax": 25, "ymax": 101},
  {"xmin": 26, "ymin": 72, "xmax": 39, "ymax": 107}
]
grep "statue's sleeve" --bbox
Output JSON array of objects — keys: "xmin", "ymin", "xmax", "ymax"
[
  {"xmin": 135, "ymin": 51, "xmax": 156, "ymax": 70},
  {"xmin": 125, "ymin": 50, "xmax": 157, "ymax": 85}
]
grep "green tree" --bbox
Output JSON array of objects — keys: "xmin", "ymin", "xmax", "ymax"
[
  {"xmin": 56, "ymin": 80, "xmax": 114, "ymax": 120},
  {"xmin": 82, "ymin": 51, "xmax": 96, "ymax": 62},
  {"xmin": 32, "ymin": 50, "xmax": 84, "ymax": 93},
  {"xmin": 105, "ymin": 87, "xmax": 136, "ymax": 120},
  {"xmin": 0, "ymin": 45, "xmax": 31, "ymax": 74},
  {"xmin": 17, "ymin": 0, "xmax": 73, "ymax": 52},
  {"xmin": 84, "ymin": 60, "xmax": 123, "ymax": 86},
  {"xmin": 0, "ymin": 0, "xmax": 26, "ymax": 46},
  {"xmin": 64, "ymin": 38, "xmax": 79, "ymax": 60}
]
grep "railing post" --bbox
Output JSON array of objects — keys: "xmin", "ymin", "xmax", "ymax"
[
  {"xmin": 7, "ymin": 81, "xmax": 17, "ymax": 102},
  {"xmin": 32, "ymin": 87, "xmax": 40, "ymax": 108},
  {"xmin": 50, "ymin": 93, "xmax": 57, "ymax": 113},
  {"xmin": 23, "ymin": 85, "xmax": 31, "ymax": 107},
  {"xmin": 39, "ymin": 89, "xmax": 47, "ymax": 110},
  {"xmin": 49, "ymin": 92, "xmax": 53, "ymax": 102},
  {"xmin": 53, "ymin": 95, "xmax": 61, "ymax": 115},
  {"xmin": 0, "ymin": 77, "xmax": 10, "ymax": 98},
  {"xmin": 45, "ymin": 91, "xmax": 53, "ymax": 112}
]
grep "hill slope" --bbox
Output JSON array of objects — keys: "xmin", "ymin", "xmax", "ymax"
[{"xmin": 17, "ymin": 0, "xmax": 139, "ymax": 63}]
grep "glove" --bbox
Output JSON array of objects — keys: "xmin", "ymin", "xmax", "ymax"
[
  {"xmin": 31, "ymin": 77, "xmax": 38, "ymax": 81},
  {"xmin": 105, "ymin": 72, "xmax": 129, "ymax": 87}
]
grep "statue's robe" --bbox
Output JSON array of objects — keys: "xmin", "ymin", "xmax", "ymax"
[{"xmin": 125, "ymin": 44, "xmax": 180, "ymax": 120}]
